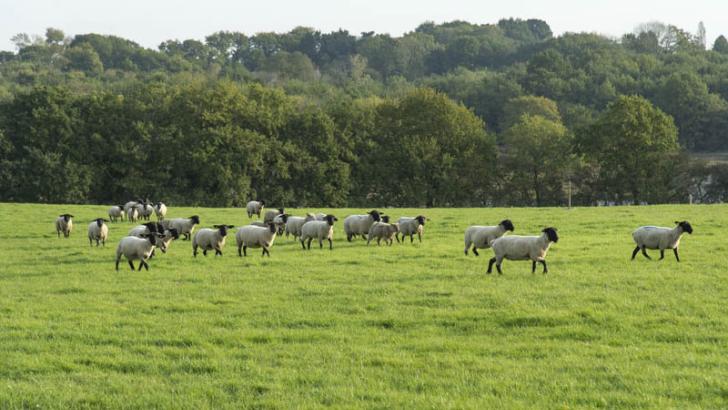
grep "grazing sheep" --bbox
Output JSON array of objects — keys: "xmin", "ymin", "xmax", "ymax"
[
  {"xmin": 300, "ymin": 214, "xmax": 338, "ymax": 250},
  {"xmin": 246, "ymin": 200, "xmax": 265, "ymax": 219},
  {"xmin": 487, "ymin": 227, "xmax": 559, "ymax": 274},
  {"xmin": 55, "ymin": 214, "xmax": 74, "ymax": 238},
  {"xmin": 264, "ymin": 208, "xmax": 285, "ymax": 223},
  {"xmin": 87, "ymin": 218, "xmax": 109, "ymax": 246},
  {"xmin": 285, "ymin": 214, "xmax": 316, "ymax": 239},
  {"xmin": 167, "ymin": 215, "xmax": 200, "ymax": 240},
  {"xmin": 236, "ymin": 222, "xmax": 278, "ymax": 257},
  {"xmin": 115, "ymin": 232, "xmax": 163, "ymax": 271},
  {"xmin": 631, "ymin": 221, "xmax": 693, "ymax": 262},
  {"xmin": 397, "ymin": 215, "xmax": 426, "ymax": 243},
  {"xmin": 367, "ymin": 221, "xmax": 400, "ymax": 246},
  {"xmin": 464, "ymin": 220, "xmax": 515, "ymax": 256},
  {"xmin": 193, "ymin": 225, "xmax": 235, "ymax": 257},
  {"xmin": 108, "ymin": 205, "xmax": 126, "ymax": 222},
  {"xmin": 154, "ymin": 202, "xmax": 167, "ymax": 221},
  {"xmin": 343, "ymin": 210, "xmax": 381, "ymax": 241}
]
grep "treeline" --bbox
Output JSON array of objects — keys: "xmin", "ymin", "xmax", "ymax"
[{"xmin": 2, "ymin": 20, "xmax": 728, "ymax": 206}]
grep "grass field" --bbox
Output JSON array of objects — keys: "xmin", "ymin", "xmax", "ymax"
[{"xmin": 1, "ymin": 203, "xmax": 727, "ymax": 409}]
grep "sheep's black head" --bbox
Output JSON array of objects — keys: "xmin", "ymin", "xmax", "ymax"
[
  {"xmin": 267, "ymin": 222, "xmax": 277, "ymax": 233},
  {"xmin": 118, "ymin": 205, "xmax": 125, "ymax": 210},
  {"xmin": 60, "ymin": 214, "xmax": 73, "ymax": 222},
  {"xmin": 277, "ymin": 207, "xmax": 284, "ymax": 214},
  {"xmin": 168, "ymin": 228, "xmax": 180, "ymax": 240},
  {"xmin": 381, "ymin": 215, "xmax": 390, "ymax": 223},
  {"xmin": 214, "ymin": 224, "xmax": 235, "ymax": 237},
  {"xmin": 190, "ymin": 215, "xmax": 200, "ymax": 225},
  {"xmin": 325, "ymin": 214, "xmax": 338, "ymax": 225},
  {"xmin": 141, "ymin": 232, "xmax": 158, "ymax": 246},
  {"xmin": 156, "ymin": 201, "xmax": 163, "ymax": 208},
  {"xmin": 675, "ymin": 221, "xmax": 693, "ymax": 234},
  {"xmin": 543, "ymin": 227, "xmax": 559, "ymax": 243},
  {"xmin": 416, "ymin": 215, "xmax": 426, "ymax": 226},
  {"xmin": 95, "ymin": 218, "xmax": 105, "ymax": 227},
  {"xmin": 369, "ymin": 210, "xmax": 381, "ymax": 222},
  {"xmin": 500, "ymin": 219, "xmax": 515, "ymax": 232},
  {"xmin": 260, "ymin": 200, "xmax": 266, "ymax": 206},
  {"xmin": 143, "ymin": 222, "xmax": 158, "ymax": 232},
  {"xmin": 278, "ymin": 214, "xmax": 289, "ymax": 223}
]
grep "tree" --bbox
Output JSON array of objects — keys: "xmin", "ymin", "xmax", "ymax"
[
  {"xmin": 713, "ymin": 35, "xmax": 728, "ymax": 54},
  {"xmin": 45, "ymin": 28, "xmax": 65, "ymax": 45},
  {"xmin": 500, "ymin": 95, "xmax": 561, "ymax": 130},
  {"xmin": 500, "ymin": 115, "xmax": 572, "ymax": 206},
  {"xmin": 577, "ymin": 95, "xmax": 679, "ymax": 203}
]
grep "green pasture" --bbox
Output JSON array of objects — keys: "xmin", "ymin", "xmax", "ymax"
[{"xmin": 1, "ymin": 203, "xmax": 727, "ymax": 408}]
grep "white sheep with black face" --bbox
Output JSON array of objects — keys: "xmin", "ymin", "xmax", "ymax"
[
  {"xmin": 246, "ymin": 200, "xmax": 265, "ymax": 218},
  {"xmin": 343, "ymin": 210, "xmax": 381, "ymax": 241},
  {"xmin": 124, "ymin": 201, "xmax": 140, "ymax": 222},
  {"xmin": 167, "ymin": 215, "xmax": 200, "ymax": 241},
  {"xmin": 285, "ymin": 213, "xmax": 316, "ymax": 239},
  {"xmin": 464, "ymin": 219, "xmax": 515, "ymax": 256},
  {"xmin": 108, "ymin": 205, "xmax": 126, "ymax": 222},
  {"xmin": 154, "ymin": 202, "xmax": 167, "ymax": 221},
  {"xmin": 236, "ymin": 222, "xmax": 278, "ymax": 257},
  {"xmin": 631, "ymin": 221, "xmax": 693, "ymax": 262},
  {"xmin": 115, "ymin": 232, "xmax": 167, "ymax": 271},
  {"xmin": 397, "ymin": 215, "xmax": 427, "ymax": 243},
  {"xmin": 300, "ymin": 214, "xmax": 338, "ymax": 250},
  {"xmin": 55, "ymin": 214, "xmax": 74, "ymax": 238},
  {"xmin": 192, "ymin": 225, "xmax": 235, "ymax": 257},
  {"xmin": 87, "ymin": 218, "xmax": 109, "ymax": 246},
  {"xmin": 487, "ymin": 227, "xmax": 559, "ymax": 275}
]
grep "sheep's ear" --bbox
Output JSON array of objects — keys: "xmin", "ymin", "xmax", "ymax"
[
  {"xmin": 674, "ymin": 221, "xmax": 680, "ymax": 225},
  {"xmin": 227, "ymin": 225, "xmax": 235, "ymax": 228}
]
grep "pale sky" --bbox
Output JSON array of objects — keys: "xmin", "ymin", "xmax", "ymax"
[{"xmin": 1, "ymin": 0, "xmax": 726, "ymax": 52}]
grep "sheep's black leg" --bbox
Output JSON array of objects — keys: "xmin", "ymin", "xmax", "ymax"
[
  {"xmin": 410, "ymin": 234, "xmax": 414, "ymax": 243},
  {"xmin": 89, "ymin": 238, "xmax": 92, "ymax": 247},
  {"xmin": 300, "ymin": 240, "xmax": 306, "ymax": 250},
  {"xmin": 193, "ymin": 246, "xmax": 198, "ymax": 258},
  {"xmin": 347, "ymin": 234, "xmax": 352, "ymax": 242},
  {"xmin": 115, "ymin": 258, "xmax": 120, "ymax": 271},
  {"xmin": 631, "ymin": 246, "xmax": 640, "ymax": 260},
  {"xmin": 328, "ymin": 238, "xmax": 333, "ymax": 250},
  {"xmin": 319, "ymin": 240, "xmax": 323, "ymax": 249},
  {"xmin": 487, "ymin": 257, "xmax": 496, "ymax": 274},
  {"xmin": 307, "ymin": 238, "xmax": 312, "ymax": 250},
  {"xmin": 263, "ymin": 246, "xmax": 270, "ymax": 257},
  {"xmin": 418, "ymin": 233, "xmax": 422, "ymax": 243},
  {"xmin": 540, "ymin": 260, "xmax": 548, "ymax": 274},
  {"xmin": 128, "ymin": 260, "xmax": 135, "ymax": 271},
  {"xmin": 395, "ymin": 234, "xmax": 400, "ymax": 243},
  {"xmin": 532, "ymin": 261, "xmax": 537, "ymax": 274},
  {"xmin": 674, "ymin": 248, "xmax": 680, "ymax": 262},
  {"xmin": 496, "ymin": 263, "xmax": 503, "ymax": 275},
  {"xmin": 243, "ymin": 246, "xmax": 247, "ymax": 256},
  {"xmin": 203, "ymin": 249, "xmax": 207, "ymax": 256},
  {"xmin": 142, "ymin": 260, "xmax": 149, "ymax": 271},
  {"xmin": 641, "ymin": 246, "xmax": 651, "ymax": 260},
  {"xmin": 238, "ymin": 244, "xmax": 242, "ymax": 257},
  {"xmin": 659, "ymin": 250, "xmax": 665, "ymax": 260},
  {"xmin": 137, "ymin": 261, "xmax": 143, "ymax": 271},
  {"xmin": 473, "ymin": 248, "xmax": 479, "ymax": 257},
  {"xmin": 215, "ymin": 249, "xmax": 222, "ymax": 256}
]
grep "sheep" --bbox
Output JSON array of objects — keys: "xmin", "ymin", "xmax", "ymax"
[
  {"xmin": 300, "ymin": 214, "xmax": 338, "ymax": 250},
  {"xmin": 128, "ymin": 222, "xmax": 173, "ymax": 256},
  {"xmin": 55, "ymin": 214, "xmax": 74, "ymax": 238},
  {"xmin": 115, "ymin": 232, "xmax": 165, "ymax": 271},
  {"xmin": 487, "ymin": 227, "xmax": 559, "ymax": 274},
  {"xmin": 136, "ymin": 202, "xmax": 154, "ymax": 221},
  {"xmin": 343, "ymin": 210, "xmax": 382, "ymax": 241},
  {"xmin": 397, "ymin": 215, "xmax": 427, "ymax": 243},
  {"xmin": 313, "ymin": 213, "xmax": 327, "ymax": 221},
  {"xmin": 108, "ymin": 205, "xmax": 126, "ymax": 222},
  {"xmin": 124, "ymin": 201, "xmax": 139, "ymax": 222},
  {"xmin": 87, "ymin": 218, "xmax": 109, "ymax": 246},
  {"xmin": 272, "ymin": 213, "xmax": 289, "ymax": 235},
  {"xmin": 167, "ymin": 215, "xmax": 200, "ymax": 241},
  {"xmin": 236, "ymin": 222, "xmax": 278, "ymax": 257},
  {"xmin": 154, "ymin": 202, "xmax": 167, "ymax": 221},
  {"xmin": 193, "ymin": 225, "xmax": 235, "ymax": 257},
  {"xmin": 631, "ymin": 221, "xmax": 693, "ymax": 262},
  {"xmin": 264, "ymin": 207, "xmax": 285, "ymax": 223},
  {"xmin": 464, "ymin": 219, "xmax": 515, "ymax": 256},
  {"xmin": 367, "ymin": 221, "xmax": 400, "ymax": 246},
  {"xmin": 285, "ymin": 213, "xmax": 316, "ymax": 239},
  {"xmin": 246, "ymin": 200, "xmax": 265, "ymax": 218}
]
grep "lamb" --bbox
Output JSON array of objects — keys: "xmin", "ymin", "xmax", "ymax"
[
  {"xmin": 300, "ymin": 214, "xmax": 338, "ymax": 250},
  {"xmin": 115, "ymin": 232, "xmax": 164, "ymax": 271},
  {"xmin": 631, "ymin": 221, "xmax": 693, "ymax": 262},
  {"xmin": 246, "ymin": 200, "xmax": 265, "ymax": 218},
  {"xmin": 487, "ymin": 227, "xmax": 559, "ymax": 274},
  {"xmin": 464, "ymin": 219, "xmax": 515, "ymax": 256},
  {"xmin": 285, "ymin": 213, "xmax": 315, "ymax": 239},
  {"xmin": 367, "ymin": 220, "xmax": 400, "ymax": 246},
  {"xmin": 87, "ymin": 218, "xmax": 109, "ymax": 246},
  {"xmin": 397, "ymin": 215, "xmax": 427, "ymax": 243},
  {"xmin": 108, "ymin": 205, "xmax": 126, "ymax": 222},
  {"xmin": 236, "ymin": 222, "xmax": 278, "ymax": 256},
  {"xmin": 193, "ymin": 225, "xmax": 235, "ymax": 257},
  {"xmin": 167, "ymin": 215, "xmax": 200, "ymax": 240},
  {"xmin": 154, "ymin": 202, "xmax": 167, "ymax": 221},
  {"xmin": 343, "ymin": 210, "xmax": 381, "ymax": 241},
  {"xmin": 55, "ymin": 214, "xmax": 74, "ymax": 238}
]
